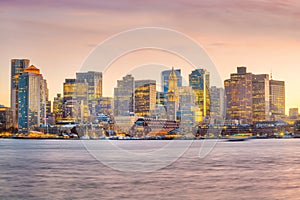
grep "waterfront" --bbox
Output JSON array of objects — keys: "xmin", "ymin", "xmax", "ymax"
[{"xmin": 0, "ymin": 139, "xmax": 300, "ymax": 199}]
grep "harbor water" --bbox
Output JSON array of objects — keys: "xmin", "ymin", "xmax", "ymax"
[{"xmin": 0, "ymin": 139, "xmax": 299, "ymax": 200}]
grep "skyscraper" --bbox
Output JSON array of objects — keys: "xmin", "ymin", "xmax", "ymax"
[
  {"xmin": 224, "ymin": 67, "xmax": 253, "ymax": 124},
  {"xmin": 96, "ymin": 97, "xmax": 114, "ymax": 116},
  {"xmin": 18, "ymin": 65, "xmax": 43, "ymax": 133},
  {"xmin": 62, "ymin": 78, "xmax": 87, "ymax": 121},
  {"xmin": 10, "ymin": 59, "xmax": 30, "ymax": 128},
  {"xmin": 114, "ymin": 74, "xmax": 135, "ymax": 116},
  {"xmin": 53, "ymin": 93, "xmax": 63, "ymax": 122},
  {"xmin": 269, "ymin": 79, "xmax": 285, "ymax": 119},
  {"xmin": 40, "ymin": 79, "xmax": 51, "ymax": 125},
  {"xmin": 134, "ymin": 80, "xmax": 156, "ymax": 117},
  {"xmin": 178, "ymin": 86, "xmax": 199, "ymax": 131},
  {"xmin": 161, "ymin": 68, "xmax": 182, "ymax": 93},
  {"xmin": 154, "ymin": 92, "xmax": 168, "ymax": 119},
  {"xmin": 166, "ymin": 68, "xmax": 179, "ymax": 120},
  {"xmin": 210, "ymin": 86, "xmax": 225, "ymax": 120},
  {"xmin": 63, "ymin": 78, "xmax": 76, "ymax": 120},
  {"xmin": 189, "ymin": 69, "xmax": 210, "ymax": 120},
  {"xmin": 252, "ymin": 74, "xmax": 270, "ymax": 122},
  {"xmin": 76, "ymin": 71, "xmax": 103, "ymax": 116},
  {"xmin": 0, "ymin": 106, "xmax": 13, "ymax": 131}
]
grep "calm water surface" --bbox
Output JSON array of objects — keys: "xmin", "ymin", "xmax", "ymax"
[{"xmin": 0, "ymin": 139, "xmax": 299, "ymax": 200}]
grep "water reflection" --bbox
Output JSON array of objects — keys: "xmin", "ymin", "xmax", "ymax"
[{"xmin": 0, "ymin": 139, "xmax": 299, "ymax": 199}]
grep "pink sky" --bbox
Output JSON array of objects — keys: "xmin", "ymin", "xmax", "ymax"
[{"xmin": 1, "ymin": 0, "xmax": 300, "ymax": 113}]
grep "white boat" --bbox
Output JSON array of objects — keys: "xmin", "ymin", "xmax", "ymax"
[
  {"xmin": 80, "ymin": 135, "xmax": 90, "ymax": 140},
  {"xmin": 99, "ymin": 136, "xmax": 108, "ymax": 140}
]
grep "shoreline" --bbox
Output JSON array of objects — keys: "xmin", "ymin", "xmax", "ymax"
[{"xmin": 0, "ymin": 136, "xmax": 299, "ymax": 140}]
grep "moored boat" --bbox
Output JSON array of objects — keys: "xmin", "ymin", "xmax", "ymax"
[{"xmin": 227, "ymin": 133, "xmax": 252, "ymax": 141}]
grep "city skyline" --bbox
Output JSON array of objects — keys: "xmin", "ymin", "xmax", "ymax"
[
  {"xmin": 1, "ymin": 2, "xmax": 300, "ymax": 199},
  {"xmin": 0, "ymin": 59, "xmax": 291, "ymax": 114},
  {"xmin": 1, "ymin": 0, "xmax": 300, "ymax": 113},
  {"xmin": 1, "ymin": 61, "xmax": 292, "ymax": 136},
  {"xmin": 0, "ymin": 60, "xmax": 296, "ymax": 135}
]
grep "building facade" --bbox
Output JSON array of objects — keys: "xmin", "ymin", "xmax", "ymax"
[
  {"xmin": 76, "ymin": 71, "xmax": 102, "ymax": 116},
  {"xmin": 134, "ymin": 80, "xmax": 156, "ymax": 117},
  {"xmin": 63, "ymin": 79, "xmax": 76, "ymax": 120},
  {"xmin": 0, "ymin": 106, "xmax": 13, "ymax": 132},
  {"xmin": 62, "ymin": 78, "xmax": 88, "ymax": 122},
  {"xmin": 224, "ymin": 67, "xmax": 253, "ymax": 124},
  {"xmin": 225, "ymin": 67, "xmax": 285, "ymax": 124},
  {"xmin": 114, "ymin": 74, "xmax": 135, "ymax": 116},
  {"xmin": 40, "ymin": 79, "xmax": 51, "ymax": 125},
  {"xmin": 178, "ymin": 86, "xmax": 200, "ymax": 131},
  {"xmin": 96, "ymin": 97, "xmax": 114, "ymax": 116},
  {"xmin": 189, "ymin": 69, "xmax": 210, "ymax": 121},
  {"xmin": 53, "ymin": 93, "xmax": 63, "ymax": 122},
  {"xmin": 252, "ymin": 74, "xmax": 270, "ymax": 122},
  {"xmin": 269, "ymin": 79, "xmax": 285, "ymax": 119},
  {"xmin": 166, "ymin": 68, "xmax": 179, "ymax": 121},
  {"xmin": 10, "ymin": 59, "xmax": 30, "ymax": 128},
  {"xmin": 18, "ymin": 65, "xmax": 44, "ymax": 133},
  {"xmin": 210, "ymin": 86, "xmax": 225, "ymax": 121},
  {"xmin": 154, "ymin": 92, "xmax": 167, "ymax": 119}
]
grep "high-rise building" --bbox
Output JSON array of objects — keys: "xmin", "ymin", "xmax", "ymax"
[
  {"xmin": 40, "ymin": 79, "xmax": 50, "ymax": 125},
  {"xmin": 134, "ymin": 80, "xmax": 156, "ymax": 117},
  {"xmin": 252, "ymin": 74, "xmax": 270, "ymax": 122},
  {"xmin": 269, "ymin": 79, "xmax": 285, "ymax": 119},
  {"xmin": 0, "ymin": 106, "xmax": 13, "ymax": 131},
  {"xmin": 166, "ymin": 68, "xmax": 179, "ymax": 121},
  {"xmin": 63, "ymin": 79, "xmax": 77, "ymax": 101},
  {"xmin": 114, "ymin": 74, "xmax": 134, "ymax": 116},
  {"xmin": 43, "ymin": 79, "xmax": 51, "ymax": 116},
  {"xmin": 224, "ymin": 67, "xmax": 253, "ymax": 124},
  {"xmin": 189, "ymin": 69, "xmax": 210, "ymax": 120},
  {"xmin": 53, "ymin": 93, "xmax": 63, "ymax": 122},
  {"xmin": 63, "ymin": 79, "xmax": 76, "ymax": 120},
  {"xmin": 96, "ymin": 97, "xmax": 114, "ymax": 116},
  {"xmin": 63, "ymin": 100, "xmax": 81, "ymax": 122},
  {"xmin": 210, "ymin": 86, "xmax": 225, "ymax": 120},
  {"xmin": 161, "ymin": 68, "xmax": 182, "ymax": 93},
  {"xmin": 18, "ymin": 65, "xmax": 43, "ymax": 133},
  {"xmin": 10, "ymin": 59, "xmax": 30, "ymax": 128},
  {"xmin": 153, "ymin": 92, "xmax": 167, "ymax": 119},
  {"xmin": 178, "ymin": 86, "xmax": 200, "ymax": 131},
  {"xmin": 75, "ymin": 81, "xmax": 89, "ymax": 121},
  {"xmin": 62, "ymin": 78, "xmax": 88, "ymax": 121},
  {"xmin": 76, "ymin": 71, "xmax": 102, "ymax": 116}
]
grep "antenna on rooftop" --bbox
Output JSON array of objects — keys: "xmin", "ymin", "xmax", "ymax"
[{"xmin": 270, "ymin": 69, "xmax": 273, "ymax": 80}]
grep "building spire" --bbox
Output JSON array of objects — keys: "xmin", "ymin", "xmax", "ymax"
[{"xmin": 168, "ymin": 67, "xmax": 177, "ymax": 92}]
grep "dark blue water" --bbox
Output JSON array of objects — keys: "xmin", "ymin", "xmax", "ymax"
[{"xmin": 0, "ymin": 139, "xmax": 299, "ymax": 200}]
